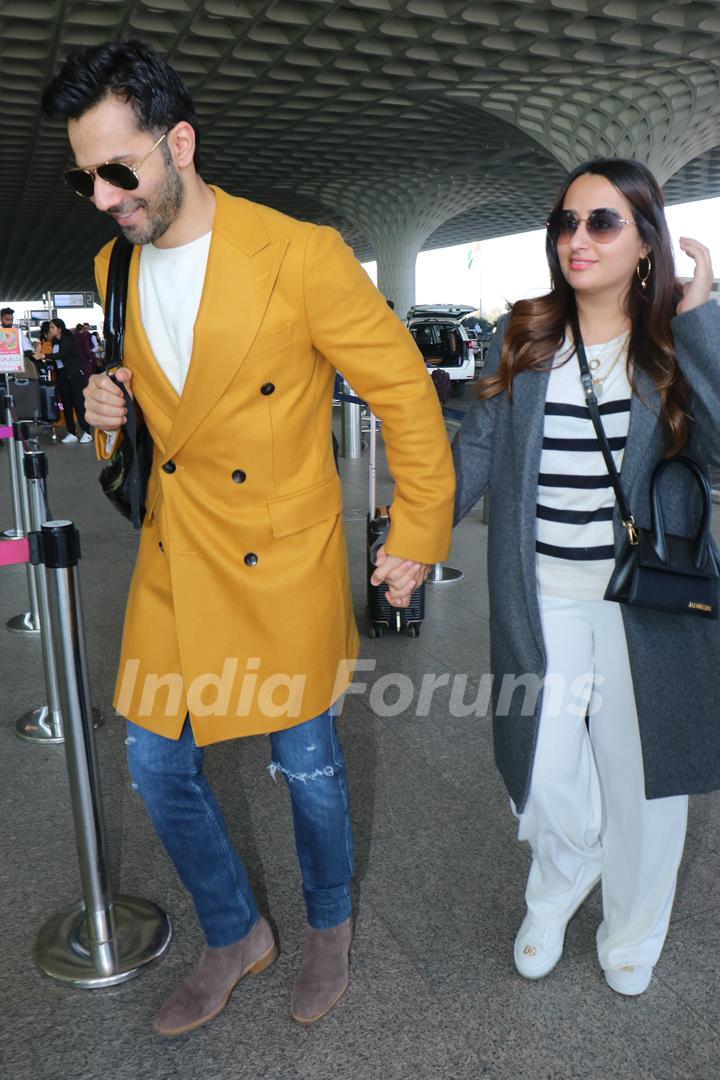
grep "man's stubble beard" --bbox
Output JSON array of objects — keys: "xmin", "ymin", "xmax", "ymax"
[{"xmin": 117, "ymin": 152, "xmax": 184, "ymax": 246}]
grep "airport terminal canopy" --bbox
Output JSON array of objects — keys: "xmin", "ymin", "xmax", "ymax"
[{"xmin": 1, "ymin": 0, "xmax": 720, "ymax": 311}]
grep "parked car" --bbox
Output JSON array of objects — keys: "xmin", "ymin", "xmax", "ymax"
[{"xmin": 406, "ymin": 316, "xmax": 474, "ymax": 396}]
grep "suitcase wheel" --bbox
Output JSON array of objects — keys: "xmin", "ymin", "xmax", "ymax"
[
  {"xmin": 368, "ymin": 623, "xmax": 384, "ymax": 639},
  {"xmin": 406, "ymin": 624, "xmax": 420, "ymax": 638}
]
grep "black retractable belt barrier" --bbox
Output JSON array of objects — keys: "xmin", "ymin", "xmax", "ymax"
[
  {"xmin": 14, "ymin": 451, "xmax": 103, "ymax": 743},
  {"xmin": 31, "ymin": 521, "xmax": 171, "ymax": 987}
]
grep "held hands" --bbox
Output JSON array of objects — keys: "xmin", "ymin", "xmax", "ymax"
[
  {"xmin": 370, "ymin": 546, "xmax": 431, "ymax": 608},
  {"xmin": 676, "ymin": 238, "xmax": 713, "ymax": 315},
  {"xmin": 83, "ymin": 366, "xmax": 133, "ymax": 430}
]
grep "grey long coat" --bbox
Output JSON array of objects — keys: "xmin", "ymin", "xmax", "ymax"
[{"xmin": 452, "ymin": 301, "xmax": 720, "ymax": 812}]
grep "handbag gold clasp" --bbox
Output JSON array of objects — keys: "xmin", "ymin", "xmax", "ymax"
[{"xmin": 623, "ymin": 516, "xmax": 638, "ymax": 546}]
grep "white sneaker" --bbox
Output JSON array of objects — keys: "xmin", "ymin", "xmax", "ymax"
[
  {"xmin": 604, "ymin": 964, "xmax": 653, "ymax": 996},
  {"xmin": 61, "ymin": 433, "xmax": 78, "ymax": 444},
  {"xmin": 514, "ymin": 915, "xmax": 566, "ymax": 979},
  {"xmin": 514, "ymin": 872, "xmax": 601, "ymax": 980},
  {"xmin": 78, "ymin": 432, "xmax": 93, "ymax": 443}
]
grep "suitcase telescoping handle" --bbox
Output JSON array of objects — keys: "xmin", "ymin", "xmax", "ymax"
[{"xmin": 368, "ymin": 410, "xmax": 377, "ymax": 518}]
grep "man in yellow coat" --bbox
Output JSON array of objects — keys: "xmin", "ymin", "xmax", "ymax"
[{"xmin": 43, "ymin": 41, "xmax": 454, "ymax": 1036}]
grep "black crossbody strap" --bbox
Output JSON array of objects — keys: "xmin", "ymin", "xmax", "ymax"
[
  {"xmin": 102, "ymin": 236, "xmax": 142, "ymax": 526},
  {"xmin": 102, "ymin": 236, "xmax": 133, "ymax": 369},
  {"xmin": 575, "ymin": 334, "xmax": 637, "ymax": 543}
]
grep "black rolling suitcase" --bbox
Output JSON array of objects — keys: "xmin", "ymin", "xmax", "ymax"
[
  {"xmin": 37, "ymin": 369, "xmax": 59, "ymax": 423},
  {"xmin": 366, "ymin": 412, "xmax": 425, "ymax": 638},
  {"xmin": 39, "ymin": 384, "xmax": 59, "ymax": 422},
  {"xmin": 7, "ymin": 376, "xmax": 40, "ymax": 421}
]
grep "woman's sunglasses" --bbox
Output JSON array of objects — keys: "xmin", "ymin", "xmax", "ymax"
[
  {"xmin": 547, "ymin": 207, "xmax": 636, "ymax": 244},
  {"xmin": 63, "ymin": 132, "xmax": 168, "ymax": 198}
]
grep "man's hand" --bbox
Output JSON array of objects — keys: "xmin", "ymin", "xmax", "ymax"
[
  {"xmin": 83, "ymin": 366, "xmax": 133, "ymax": 430},
  {"xmin": 370, "ymin": 546, "xmax": 432, "ymax": 608}
]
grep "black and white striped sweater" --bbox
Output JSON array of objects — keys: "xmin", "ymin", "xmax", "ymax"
[{"xmin": 536, "ymin": 333, "xmax": 631, "ymax": 599}]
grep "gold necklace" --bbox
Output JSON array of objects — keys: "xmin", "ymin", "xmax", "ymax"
[{"xmin": 586, "ymin": 335, "xmax": 628, "ymax": 399}]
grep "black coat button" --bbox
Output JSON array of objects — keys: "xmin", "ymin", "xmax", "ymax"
[
  {"xmin": 244, "ymin": 552, "xmax": 258, "ymax": 567},
  {"xmin": 162, "ymin": 460, "xmax": 176, "ymax": 474},
  {"xmin": 158, "ymin": 541, "xmax": 164, "ymax": 552},
  {"xmin": 231, "ymin": 469, "xmax": 247, "ymax": 484},
  {"xmin": 260, "ymin": 382, "xmax": 275, "ymax": 396}
]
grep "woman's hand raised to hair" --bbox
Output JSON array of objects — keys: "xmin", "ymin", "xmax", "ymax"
[{"xmin": 676, "ymin": 237, "xmax": 713, "ymax": 315}]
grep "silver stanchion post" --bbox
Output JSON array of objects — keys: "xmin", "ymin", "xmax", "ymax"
[
  {"xmin": 341, "ymin": 379, "xmax": 362, "ymax": 459},
  {"xmin": 6, "ymin": 420, "xmax": 41, "ymax": 634},
  {"xmin": 33, "ymin": 521, "xmax": 171, "ymax": 987},
  {"xmin": 15, "ymin": 451, "xmax": 103, "ymax": 743},
  {"xmin": 2, "ymin": 392, "xmax": 24, "ymax": 540}
]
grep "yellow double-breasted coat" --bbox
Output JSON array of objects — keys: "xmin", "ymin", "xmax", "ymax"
[{"xmin": 96, "ymin": 187, "xmax": 455, "ymax": 744}]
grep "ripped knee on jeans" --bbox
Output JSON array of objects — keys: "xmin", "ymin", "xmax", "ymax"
[{"xmin": 267, "ymin": 762, "xmax": 336, "ymax": 784}]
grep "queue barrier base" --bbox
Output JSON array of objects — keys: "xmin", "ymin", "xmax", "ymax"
[
  {"xmin": 35, "ymin": 895, "xmax": 172, "ymax": 989},
  {"xmin": 427, "ymin": 563, "xmax": 464, "ymax": 584},
  {"xmin": 7, "ymin": 610, "xmax": 40, "ymax": 634},
  {"xmin": 15, "ymin": 704, "xmax": 103, "ymax": 744}
]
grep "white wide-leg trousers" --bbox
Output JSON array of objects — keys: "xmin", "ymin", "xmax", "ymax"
[{"xmin": 516, "ymin": 594, "xmax": 688, "ymax": 971}]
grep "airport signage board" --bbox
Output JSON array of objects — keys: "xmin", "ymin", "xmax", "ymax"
[{"xmin": 52, "ymin": 292, "xmax": 86, "ymax": 308}]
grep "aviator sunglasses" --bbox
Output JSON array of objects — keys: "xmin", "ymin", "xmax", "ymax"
[
  {"xmin": 64, "ymin": 131, "xmax": 168, "ymax": 198},
  {"xmin": 547, "ymin": 207, "xmax": 636, "ymax": 244}
]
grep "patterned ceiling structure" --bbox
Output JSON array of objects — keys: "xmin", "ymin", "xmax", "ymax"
[{"xmin": 1, "ymin": 0, "xmax": 720, "ymax": 302}]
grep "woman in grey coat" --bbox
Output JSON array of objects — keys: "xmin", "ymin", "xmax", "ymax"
[{"xmin": 452, "ymin": 158, "xmax": 719, "ymax": 996}]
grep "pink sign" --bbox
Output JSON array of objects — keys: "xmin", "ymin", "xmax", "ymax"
[
  {"xmin": 0, "ymin": 538, "xmax": 29, "ymax": 566},
  {"xmin": 0, "ymin": 328, "xmax": 23, "ymax": 373}
]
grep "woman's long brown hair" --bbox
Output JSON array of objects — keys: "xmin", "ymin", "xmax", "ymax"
[{"xmin": 478, "ymin": 158, "xmax": 689, "ymax": 455}]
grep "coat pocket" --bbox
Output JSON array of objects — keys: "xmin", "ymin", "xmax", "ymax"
[
  {"xmin": 247, "ymin": 322, "xmax": 293, "ymax": 359},
  {"xmin": 267, "ymin": 475, "xmax": 342, "ymax": 538}
]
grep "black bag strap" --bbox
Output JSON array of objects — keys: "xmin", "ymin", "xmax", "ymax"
[
  {"xmin": 102, "ymin": 235, "xmax": 133, "ymax": 369},
  {"xmin": 102, "ymin": 236, "xmax": 143, "ymax": 526},
  {"xmin": 575, "ymin": 333, "xmax": 638, "ymax": 545}
]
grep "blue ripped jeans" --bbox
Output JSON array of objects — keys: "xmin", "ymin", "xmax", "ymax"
[{"xmin": 126, "ymin": 710, "xmax": 354, "ymax": 947}]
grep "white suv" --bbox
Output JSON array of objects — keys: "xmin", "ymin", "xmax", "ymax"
[{"xmin": 406, "ymin": 315, "xmax": 475, "ymax": 393}]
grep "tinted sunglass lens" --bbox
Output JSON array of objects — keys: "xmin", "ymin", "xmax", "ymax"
[
  {"xmin": 555, "ymin": 211, "xmax": 578, "ymax": 238},
  {"xmin": 64, "ymin": 170, "xmax": 94, "ymax": 197},
  {"xmin": 587, "ymin": 209, "xmax": 624, "ymax": 240},
  {"xmin": 96, "ymin": 163, "xmax": 139, "ymax": 190}
]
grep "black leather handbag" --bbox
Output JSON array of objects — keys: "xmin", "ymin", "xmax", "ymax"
[
  {"xmin": 98, "ymin": 236, "xmax": 153, "ymax": 529},
  {"xmin": 576, "ymin": 335, "xmax": 719, "ymax": 620}
]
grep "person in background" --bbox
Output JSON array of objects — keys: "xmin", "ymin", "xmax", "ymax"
[
  {"xmin": 48, "ymin": 317, "xmax": 93, "ymax": 443},
  {"xmin": 73, "ymin": 321, "xmax": 95, "ymax": 380},
  {"xmin": 83, "ymin": 322, "xmax": 103, "ymax": 370}
]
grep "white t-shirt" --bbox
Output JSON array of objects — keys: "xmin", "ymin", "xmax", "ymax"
[
  {"xmin": 535, "ymin": 332, "xmax": 632, "ymax": 600},
  {"xmin": 138, "ymin": 231, "xmax": 212, "ymax": 394}
]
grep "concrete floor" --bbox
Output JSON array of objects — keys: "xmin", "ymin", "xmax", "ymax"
[{"xmin": 2, "ymin": 414, "xmax": 720, "ymax": 1080}]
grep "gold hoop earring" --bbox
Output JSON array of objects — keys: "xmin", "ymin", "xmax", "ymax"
[{"xmin": 637, "ymin": 255, "xmax": 652, "ymax": 290}]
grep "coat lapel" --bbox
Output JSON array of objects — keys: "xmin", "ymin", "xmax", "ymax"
[
  {"xmin": 619, "ymin": 366, "xmax": 661, "ymax": 501},
  {"xmin": 163, "ymin": 189, "xmax": 288, "ymax": 461},
  {"xmin": 124, "ymin": 245, "xmax": 178, "ymax": 456}
]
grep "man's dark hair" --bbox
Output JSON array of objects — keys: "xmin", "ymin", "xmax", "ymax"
[
  {"xmin": 50, "ymin": 317, "xmax": 67, "ymax": 333},
  {"xmin": 41, "ymin": 39, "xmax": 199, "ymax": 166}
]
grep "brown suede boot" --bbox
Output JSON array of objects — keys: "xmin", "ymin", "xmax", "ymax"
[
  {"xmin": 290, "ymin": 917, "xmax": 353, "ymax": 1025},
  {"xmin": 153, "ymin": 916, "xmax": 277, "ymax": 1037}
]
